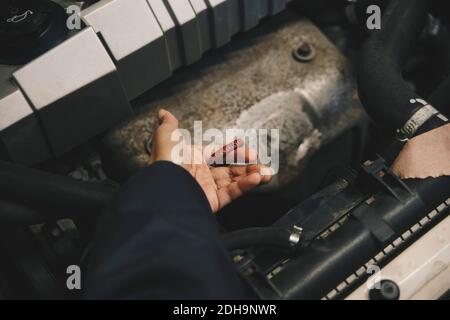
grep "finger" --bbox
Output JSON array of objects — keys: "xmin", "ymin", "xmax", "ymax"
[
  {"xmin": 212, "ymin": 166, "xmax": 262, "ymax": 188},
  {"xmin": 217, "ymin": 172, "xmax": 262, "ymax": 208},
  {"xmin": 259, "ymin": 166, "xmax": 274, "ymax": 184},
  {"xmin": 153, "ymin": 109, "xmax": 179, "ymax": 144},
  {"xmin": 150, "ymin": 109, "xmax": 181, "ymax": 163},
  {"xmin": 229, "ymin": 165, "xmax": 273, "ymax": 185},
  {"xmin": 213, "ymin": 164, "xmax": 273, "ymax": 181},
  {"xmin": 237, "ymin": 172, "xmax": 263, "ymax": 194},
  {"xmin": 229, "ymin": 164, "xmax": 264, "ymax": 177},
  {"xmin": 157, "ymin": 109, "xmax": 178, "ymax": 131}
]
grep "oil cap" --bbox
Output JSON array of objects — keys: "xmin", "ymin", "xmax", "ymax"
[{"xmin": 0, "ymin": 0, "xmax": 68, "ymax": 65}]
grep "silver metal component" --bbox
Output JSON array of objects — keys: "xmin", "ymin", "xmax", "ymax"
[
  {"xmin": 396, "ymin": 103, "xmax": 441, "ymax": 141},
  {"xmin": 293, "ymin": 42, "xmax": 316, "ymax": 62},
  {"xmin": 102, "ymin": 17, "xmax": 367, "ymax": 187},
  {"xmin": 164, "ymin": 0, "xmax": 202, "ymax": 65},
  {"xmin": 81, "ymin": 0, "xmax": 171, "ymax": 99},
  {"xmin": 437, "ymin": 113, "xmax": 449, "ymax": 122},
  {"xmin": 13, "ymin": 27, "xmax": 132, "ymax": 156},
  {"xmin": 0, "ymin": 82, "xmax": 51, "ymax": 164},
  {"xmin": 289, "ymin": 225, "xmax": 303, "ymax": 245}
]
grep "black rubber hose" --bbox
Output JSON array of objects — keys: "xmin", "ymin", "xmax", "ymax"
[
  {"xmin": 223, "ymin": 227, "xmax": 294, "ymax": 250},
  {"xmin": 0, "ymin": 199, "xmax": 45, "ymax": 225},
  {"xmin": 352, "ymin": 0, "xmax": 389, "ymax": 27},
  {"xmin": 422, "ymin": 21, "xmax": 450, "ymax": 117},
  {"xmin": 357, "ymin": 0, "xmax": 444, "ymax": 133},
  {"xmin": 429, "ymin": 75, "xmax": 450, "ymax": 116},
  {"xmin": 433, "ymin": 22, "xmax": 450, "ymax": 78},
  {"xmin": 0, "ymin": 200, "xmax": 43, "ymax": 225},
  {"xmin": 0, "ymin": 160, "xmax": 117, "ymax": 219}
]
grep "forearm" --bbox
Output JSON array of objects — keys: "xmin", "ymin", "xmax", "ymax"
[{"xmin": 84, "ymin": 161, "xmax": 251, "ymax": 299}]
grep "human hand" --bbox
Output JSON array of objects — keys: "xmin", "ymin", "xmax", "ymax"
[{"xmin": 149, "ymin": 109, "xmax": 273, "ymax": 213}]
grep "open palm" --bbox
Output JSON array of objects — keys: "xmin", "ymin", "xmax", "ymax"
[
  {"xmin": 182, "ymin": 157, "xmax": 271, "ymax": 213},
  {"xmin": 149, "ymin": 110, "xmax": 272, "ymax": 213}
]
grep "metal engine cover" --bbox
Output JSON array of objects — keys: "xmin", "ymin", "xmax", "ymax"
[{"xmin": 100, "ymin": 12, "xmax": 366, "ymax": 188}]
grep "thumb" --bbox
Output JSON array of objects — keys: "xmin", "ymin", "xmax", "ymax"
[
  {"xmin": 157, "ymin": 109, "xmax": 179, "ymax": 131},
  {"xmin": 150, "ymin": 109, "xmax": 181, "ymax": 163}
]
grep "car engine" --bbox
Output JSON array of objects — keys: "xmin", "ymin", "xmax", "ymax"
[{"xmin": 0, "ymin": 0, "xmax": 449, "ymax": 300}]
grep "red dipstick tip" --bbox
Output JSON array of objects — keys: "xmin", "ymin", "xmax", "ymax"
[{"xmin": 208, "ymin": 138, "xmax": 244, "ymax": 166}]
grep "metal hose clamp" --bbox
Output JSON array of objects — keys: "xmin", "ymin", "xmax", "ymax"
[
  {"xmin": 396, "ymin": 102, "xmax": 443, "ymax": 141},
  {"xmin": 289, "ymin": 225, "xmax": 303, "ymax": 246}
]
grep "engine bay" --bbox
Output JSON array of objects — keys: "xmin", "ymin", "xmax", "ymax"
[{"xmin": 0, "ymin": 0, "xmax": 449, "ymax": 300}]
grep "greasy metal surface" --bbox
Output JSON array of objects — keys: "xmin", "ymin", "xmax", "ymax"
[{"xmin": 102, "ymin": 11, "xmax": 366, "ymax": 187}]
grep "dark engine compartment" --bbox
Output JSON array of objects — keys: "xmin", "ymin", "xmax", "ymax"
[{"xmin": 0, "ymin": 0, "xmax": 449, "ymax": 299}]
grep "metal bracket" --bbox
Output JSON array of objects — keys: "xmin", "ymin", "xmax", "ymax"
[{"xmin": 396, "ymin": 103, "xmax": 441, "ymax": 141}]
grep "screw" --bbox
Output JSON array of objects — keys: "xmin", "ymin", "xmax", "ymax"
[
  {"xmin": 293, "ymin": 42, "xmax": 316, "ymax": 62},
  {"xmin": 369, "ymin": 280, "xmax": 400, "ymax": 300}
]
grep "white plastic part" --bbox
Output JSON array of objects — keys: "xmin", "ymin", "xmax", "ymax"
[
  {"xmin": 81, "ymin": 0, "xmax": 171, "ymax": 99},
  {"xmin": 347, "ymin": 211, "xmax": 450, "ymax": 300}
]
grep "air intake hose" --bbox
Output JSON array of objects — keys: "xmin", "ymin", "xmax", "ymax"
[
  {"xmin": 0, "ymin": 160, "xmax": 117, "ymax": 221},
  {"xmin": 358, "ymin": 0, "xmax": 448, "ymax": 138}
]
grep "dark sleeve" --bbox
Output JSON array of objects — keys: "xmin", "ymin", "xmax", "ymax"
[{"xmin": 84, "ymin": 161, "xmax": 254, "ymax": 300}]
